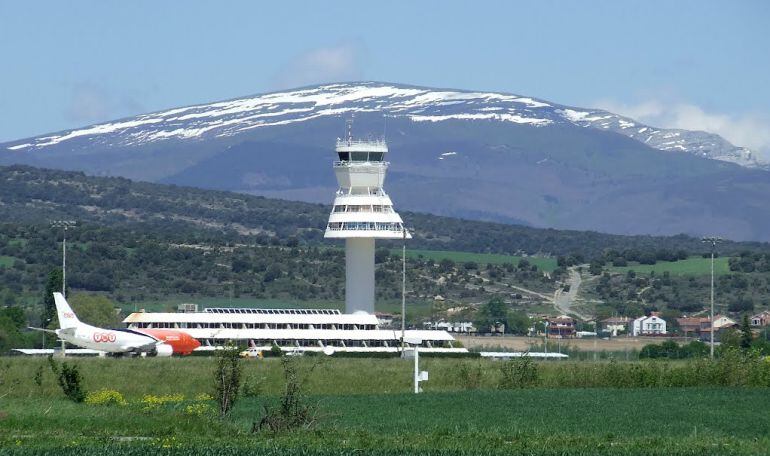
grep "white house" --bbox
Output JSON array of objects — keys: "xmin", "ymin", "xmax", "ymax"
[{"xmin": 631, "ymin": 314, "xmax": 667, "ymax": 336}]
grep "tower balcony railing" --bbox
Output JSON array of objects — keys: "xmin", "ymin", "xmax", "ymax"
[
  {"xmin": 333, "ymin": 160, "xmax": 389, "ymax": 168},
  {"xmin": 326, "ymin": 222, "xmax": 405, "ymax": 232},
  {"xmin": 336, "ymin": 187, "xmax": 388, "ymax": 196},
  {"xmin": 335, "ymin": 139, "xmax": 388, "ymax": 148}
]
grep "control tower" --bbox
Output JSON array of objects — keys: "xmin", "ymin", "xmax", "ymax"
[{"xmin": 324, "ymin": 126, "xmax": 411, "ymax": 314}]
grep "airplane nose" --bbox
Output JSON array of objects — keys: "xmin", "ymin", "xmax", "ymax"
[{"xmin": 189, "ymin": 334, "xmax": 201, "ymax": 349}]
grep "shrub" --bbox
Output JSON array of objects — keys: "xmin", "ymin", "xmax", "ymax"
[
  {"xmin": 241, "ymin": 375, "xmax": 264, "ymax": 398},
  {"xmin": 85, "ymin": 389, "xmax": 127, "ymax": 406},
  {"xmin": 184, "ymin": 395, "xmax": 213, "ymax": 417},
  {"xmin": 456, "ymin": 362, "xmax": 484, "ymax": 390},
  {"xmin": 498, "ymin": 356, "xmax": 538, "ymax": 389},
  {"xmin": 213, "ymin": 346, "xmax": 242, "ymax": 416},
  {"xmin": 48, "ymin": 356, "xmax": 86, "ymax": 403},
  {"xmin": 254, "ymin": 357, "xmax": 319, "ymax": 433},
  {"xmin": 140, "ymin": 394, "xmax": 185, "ymax": 412}
]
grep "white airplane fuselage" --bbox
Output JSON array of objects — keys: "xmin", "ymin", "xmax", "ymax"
[
  {"xmin": 57, "ymin": 322, "xmax": 156, "ymax": 353},
  {"xmin": 47, "ymin": 292, "xmax": 174, "ymax": 356}
]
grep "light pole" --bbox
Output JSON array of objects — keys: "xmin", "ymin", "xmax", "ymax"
[
  {"xmin": 701, "ymin": 236, "xmax": 722, "ymax": 359},
  {"xmin": 401, "ymin": 226, "xmax": 407, "ymax": 355},
  {"xmin": 51, "ymin": 220, "xmax": 76, "ymax": 298}
]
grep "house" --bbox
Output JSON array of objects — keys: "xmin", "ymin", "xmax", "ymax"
[
  {"xmin": 750, "ymin": 311, "xmax": 770, "ymax": 327},
  {"xmin": 423, "ymin": 320, "xmax": 475, "ymax": 334},
  {"xmin": 676, "ymin": 316, "xmax": 711, "ymax": 337},
  {"xmin": 713, "ymin": 315, "xmax": 737, "ymax": 330},
  {"xmin": 631, "ymin": 313, "xmax": 667, "ymax": 336},
  {"xmin": 601, "ymin": 316, "xmax": 631, "ymax": 336},
  {"xmin": 546, "ymin": 315, "xmax": 576, "ymax": 338},
  {"xmin": 698, "ymin": 315, "xmax": 738, "ymax": 342}
]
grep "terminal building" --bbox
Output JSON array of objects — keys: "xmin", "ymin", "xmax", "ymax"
[
  {"xmin": 123, "ymin": 306, "xmax": 465, "ymax": 354},
  {"xmin": 121, "ymin": 130, "xmax": 465, "ymax": 355}
]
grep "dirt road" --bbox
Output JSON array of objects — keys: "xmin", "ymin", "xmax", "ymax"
[{"xmin": 552, "ymin": 266, "xmax": 592, "ymax": 320}]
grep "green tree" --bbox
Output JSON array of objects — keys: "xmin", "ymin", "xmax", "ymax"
[
  {"xmin": 475, "ymin": 297, "xmax": 508, "ymax": 333},
  {"xmin": 740, "ymin": 315, "xmax": 753, "ymax": 349},
  {"xmin": 506, "ymin": 310, "xmax": 531, "ymax": 335},
  {"xmin": 0, "ymin": 308, "xmax": 28, "ymax": 353},
  {"xmin": 64, "ymin": 294, "xmax": 121, "ymax": 328},
  {"xmin": 41, "ymin": 269, "xmax": 64, "ymax": 327}
]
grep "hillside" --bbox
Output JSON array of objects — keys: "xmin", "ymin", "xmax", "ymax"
[
  {"xmin": 2, "ymin": 82, "xmax": 770, "ymax": 241},
  {"xmin": 2, "ymin": 165, "xmax": 768, "ymax": 258},
  {"xmin": 1, "ymin": 165, "xmax": 770, "ymax": 332}
]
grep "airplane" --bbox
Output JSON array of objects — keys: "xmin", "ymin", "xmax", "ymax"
[{"xmin": 30, "ymin": 293, "xmax": 200, "ymax": 356}]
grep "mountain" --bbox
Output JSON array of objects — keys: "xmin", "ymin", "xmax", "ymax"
[{"xmin": 2, "ymin": 82, "xmax": 769, "ymax": 241}]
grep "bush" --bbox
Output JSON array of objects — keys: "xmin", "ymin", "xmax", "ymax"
[
  {"xmin": 213, "ymin": 346, "xmax": 243, "ymax": 416},
  {"xmin": 498, "ymin": 356, "xmax": 538, "ymax": 389},
  {"xmin": 48, "ymin": 357, "xmax": 86, "ymax": 403},
  {"xmin": 254, "ymin": 357, "xmax": 319, "ymax": 433},
  {"xmin": 85, "ymin": 389, "xmax": 127, "ymax": 406},
  {"xmin": 456, "ymin": 362, "xmax": 484, "ymax": 390},
  {"xmin": 184, "ymin": 394, "xmax": 214, "ymax": 417},
  {"xmin": 140, "ymin": 394, "xmax": 185, "ymax": 412},
  {"xmin": 241, "ymin": 375, "xmax": 264, "ymax": 398}
]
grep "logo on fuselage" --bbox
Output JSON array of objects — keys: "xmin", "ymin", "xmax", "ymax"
[{"xmin": 93, "ymin": 332, "xmax": 116, "ymax": 343}]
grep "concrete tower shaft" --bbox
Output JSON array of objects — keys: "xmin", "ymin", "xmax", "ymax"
[{"xmin": 325, "ymin": 137, "xmax": 411, "ymax": 314}]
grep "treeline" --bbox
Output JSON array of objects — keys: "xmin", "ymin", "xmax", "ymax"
[{"xmin": 2, "ymin": 165, "xmax": 770, "ymax": 260}]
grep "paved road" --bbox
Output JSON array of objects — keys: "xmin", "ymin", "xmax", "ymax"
[{"xmin": 552, "ymin": 266, "xmax": 591, "ymax": 320}]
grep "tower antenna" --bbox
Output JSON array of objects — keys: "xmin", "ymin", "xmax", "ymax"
[{"xmin": 346, "ymin": 115, "xmax": 354, "ymax": 144}]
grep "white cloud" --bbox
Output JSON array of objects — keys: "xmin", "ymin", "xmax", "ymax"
[
  {"xmin": 595, "ymin": 99, "xmax": 770, "ymax": 160},
  {"xmin": 270, "ymin": 41, "xmax": 366, "ymax": 90}
]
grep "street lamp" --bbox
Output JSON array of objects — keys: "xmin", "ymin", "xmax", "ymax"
[
  {"xmin": 400, "ymin": 225, "xmax": 414, "ymax": 356},
  {"xmin": 701, "ymin": 236, "xmax": 722, "ymax": 359},
  {"xmin": 51, "ymin": 220, "xmax": 76, "ymax": 298}
]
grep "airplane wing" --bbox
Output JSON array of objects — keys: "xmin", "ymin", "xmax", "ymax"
[{"xmin": 27, "ymin": 326, "xmax": 57, "ymax": 334}]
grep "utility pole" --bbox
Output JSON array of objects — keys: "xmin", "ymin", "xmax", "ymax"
[
  {"xmin": 51, "ymin": 220, "xmax": 75, "ymax": 357},
  {"xmin": 51, "ymin": 220, "xmax": 76, "ymax": 298},
  {"xmin": 401, "ymin": 226, "xmax": 407, "ymax": 355},
  {"xmin": 702, "ymin": 236, "xmax": 722, "ymax": 359}
]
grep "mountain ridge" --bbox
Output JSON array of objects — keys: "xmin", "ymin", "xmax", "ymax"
[
  {"xmin": 2, "ymin": 82, "xmax": 769, "ymax": 241},
  {"xmin": 3, "ymin": 81, "xmax": 762, "ymax": 169}
]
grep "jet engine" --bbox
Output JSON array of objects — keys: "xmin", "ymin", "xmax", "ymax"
[{"xmin": 150, "ymin": 344, "xmax": 174, "ymax": 357}]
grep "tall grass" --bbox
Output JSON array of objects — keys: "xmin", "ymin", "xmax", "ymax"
[{"xmin": 3, "ymin": 352, "xmax": 769, "ymax": 401}]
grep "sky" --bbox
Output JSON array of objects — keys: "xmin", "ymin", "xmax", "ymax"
[{"xmin": 1, "ymin": 1, "xmax": 769, "ymax": 157}]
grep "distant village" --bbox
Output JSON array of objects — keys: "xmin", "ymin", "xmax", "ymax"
[{"xmin": 375, "ymin": 310, "xmax": 770, "ymax": 341}]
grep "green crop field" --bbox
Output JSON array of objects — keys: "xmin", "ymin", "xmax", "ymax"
[
  {"xmin": 401, "ymin": 249, "xmax": 558, "ymax": 271},
  {"xmin": 0, "ymin": 255, "xmax": 19, "ymax": 267},
  {"xmin": 2, "ymin": 356, "xmax": 770, "ymax": 454},
  {"xmin": 610, "ymin": 256, "xmax": 731, "ymax": 276}
]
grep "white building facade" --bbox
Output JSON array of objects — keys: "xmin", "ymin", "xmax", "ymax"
[
  {"xmin": 123, "ymin": 307, "xmax": 467, "ymax": 354},
  {"xmin": 631, "ymin": 315, "xmax": 667, "ymax": 336}
]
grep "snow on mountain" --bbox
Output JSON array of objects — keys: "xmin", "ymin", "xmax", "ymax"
[{"xmin": 4, "ymin": 82, "xmax": 764, "ymax": 169}]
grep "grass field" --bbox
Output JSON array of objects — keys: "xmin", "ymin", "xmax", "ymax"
[
  {"xmin": 610, "ymin": 256, "xmax": 731, "ymax": 276},
  {"xmin": 402, "ymin": 249, "xmax": 558, "ymax": 271},
  {"xmin": 0, "ymin": 255, "xmax": 19, "ymax": 268},
  {"xmin": 2, "ymin": 389, "xmax": 768, "ymax": 455},
  {"xmin": 1, "ymin": 357, "xmax": 769, "ymax": 454}
]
